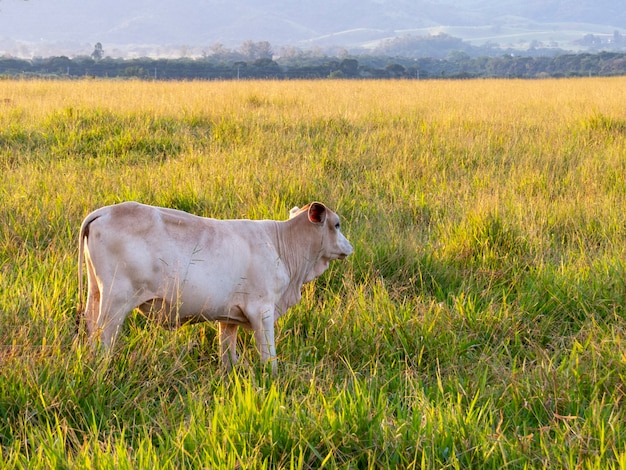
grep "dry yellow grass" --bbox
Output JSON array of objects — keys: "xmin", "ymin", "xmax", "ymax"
[{"xmin": 2, "ymin": 77, "xmax": 626, "ymax": 117}]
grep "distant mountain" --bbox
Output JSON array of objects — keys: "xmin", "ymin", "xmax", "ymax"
[{"xmin": 1, "ymin": 0, "xmax": 625, "ymax": 57}]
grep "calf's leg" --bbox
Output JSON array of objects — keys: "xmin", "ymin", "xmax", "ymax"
[
  {"xmin": 219, "ymin": 322, "xmax": 239, "ymax": 371},
  {"xmin": 249, "ymin": 305, "xmax": 277, "ymax": 373},
  {"xmin": 96, "ymin": 280, "xmax": 142, "ymax": 347}
]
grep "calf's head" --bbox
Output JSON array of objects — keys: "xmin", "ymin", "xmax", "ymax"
[{"xmin": 290, "ymin": 202, "xmax": 353, "ymax": 279}]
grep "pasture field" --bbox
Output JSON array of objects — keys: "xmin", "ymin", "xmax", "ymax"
[{"xmin": 1, "ymin": 77, "xmax": 626, "ymax": 468}]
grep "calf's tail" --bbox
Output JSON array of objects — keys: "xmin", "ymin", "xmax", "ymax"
[{"xmin": 76, "ymin": 211, "xmax": 100, "ymax": 337}]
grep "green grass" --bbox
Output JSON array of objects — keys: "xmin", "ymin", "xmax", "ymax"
[{"xmin": 1, "ymin": 78, "xmax": 626, "ymax": 468}]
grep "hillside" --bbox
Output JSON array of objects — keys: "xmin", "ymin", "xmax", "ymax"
[{"xmin": 0, "ymin": 0, "xmax": 624, "ymax": 57}]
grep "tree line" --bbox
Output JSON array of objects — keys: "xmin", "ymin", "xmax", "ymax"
[{"xmin": 2, "ymin": 51, "xmax": 626, "ymax": 80}]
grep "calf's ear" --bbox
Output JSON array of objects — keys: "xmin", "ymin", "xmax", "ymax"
[{"xmin": 308, "ymin": 202, "xmax": 327, "ymax": 225}]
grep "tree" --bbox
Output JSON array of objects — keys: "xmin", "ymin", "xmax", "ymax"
[
  {"xmin": 91, "ymin": 42, "xmax": 104, "ymax": 61},
  {"xmin": 251, "ymin": 58, "xmax": 280, "ymax": 78},
  {"xmin": 206, "ymin": 42, "xmax": 229, "ymax": 58},
  {"xmin": 340, "ymin": 58, "xmax": 359, "ymax": 77},
  {"xmin": 240, "ymin": 40, "xmax": 273, "ymax": 60},
  {"xmin": 121, "ymin": 66, "xmax": 147, "ymax": 78},
  {"xmin": 45, "ymin": 56, "xmax": 72, "ymax": 75},
  {"xmin": 385, "ymin": 63, "xmax": 406, "ymax": 78},
  {"xmin": 254, "ymin": 41, "xmax": 273, "ymax": 59}
]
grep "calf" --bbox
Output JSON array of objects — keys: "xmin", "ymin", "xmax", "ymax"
[{"xmin": 78, "ymin": 201, "xmax": 352, "ymax": 371}]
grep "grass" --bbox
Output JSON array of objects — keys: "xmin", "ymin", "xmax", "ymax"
[{"xmin": 1, "ymin": 77, "xmax": 626, "ymax": 468}]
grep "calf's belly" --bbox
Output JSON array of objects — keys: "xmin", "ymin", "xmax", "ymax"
[{"xmin": 138, "ymin": 294, "xmax": 250, "ymax": 328}]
